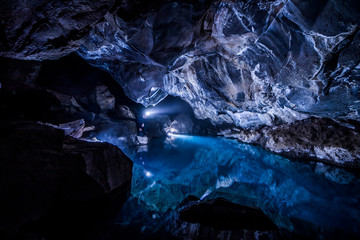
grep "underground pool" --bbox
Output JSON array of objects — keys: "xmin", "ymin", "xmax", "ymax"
[{"xmin": 116, "ymin": 135, "xmax": 360, "ymax": 239}]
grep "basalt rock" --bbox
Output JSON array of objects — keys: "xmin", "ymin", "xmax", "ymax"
[
  {"xmin": 78, "ymin": 0, "xmax": 360, "ymax": 129},
  {"xmin": 78, "ymin": 2, "xmax": 211, "ymax": 106},
  {"xmin": 0, "ymin": 0, "xmax": 115, "ymax": 60},
  {"xmin": 0, "ymin": 121, "xmax": 132, "ymax": 239},
  {"xmin": 220, "ymin": 117, "xmax": 360, "ymax": 168}
]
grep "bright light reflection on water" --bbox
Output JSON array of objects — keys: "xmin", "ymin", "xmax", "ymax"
[{"xmin": 126, "ymin": 135, "xmax": 360, "ymax": 237}]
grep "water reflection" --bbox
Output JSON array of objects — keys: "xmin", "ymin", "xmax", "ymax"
[{"xmin": 128, "ymin": 135, "xmax": 360, "ymax": 237}]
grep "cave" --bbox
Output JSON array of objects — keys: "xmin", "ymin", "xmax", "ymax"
[{"xmin": 1, "ymin": 0, "xmax": 360, "ymax": 239}]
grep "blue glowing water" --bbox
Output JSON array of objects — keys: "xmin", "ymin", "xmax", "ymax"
[{"xmin": 125, "ymin": 135, "xmax": 360, "ymax": 238}]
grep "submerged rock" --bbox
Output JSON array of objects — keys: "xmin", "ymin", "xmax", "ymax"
[
  {"xmin": 164, "ymin": 196, "xmax": 296, "ymax": 240},
  {"xmin": 113, "ymin": 195, "xmax": 297, "ymax": 240},
  {"xmin": 179, "ymin": 197, "xmax": 278, "ymax": 230},
  {"xmin": 0, "ymin": 121, "xmax": 132, "ymax": 239}
]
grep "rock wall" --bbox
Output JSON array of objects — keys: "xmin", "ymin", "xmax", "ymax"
[
  {"xmin": 0, "ymin": 0, "xmax": 115, "ymax": 60},
  {"xmin": 1, "ymin": 0, "xmax": 360, "ymax": 167},
  {"xmin": 220, "ymin": 117, "xmax": 360, "ymax": 168},
  {"xmin": 78, "ymin": 0, "xmax": 360, "ymax": 128},
  {"xmin": 0, "ymin": 121, "xmax": 133, "ymax": 239}
]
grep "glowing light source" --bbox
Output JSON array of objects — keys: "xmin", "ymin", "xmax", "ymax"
[
  {"xmin": 144, "ymin": 108, "xmax": 157, "ymax": 117},
  {"xmin": 144, "ymin": 170, "xmax": 153, "ymax": 178}
]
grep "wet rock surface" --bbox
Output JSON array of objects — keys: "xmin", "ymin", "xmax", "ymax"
[
  {"xmin": 220, "ymin": 117, "xmax": 360, "ymax": 168},
  {"xmin": 0, "ymin": 121, "xmax": 133, "ymax": 240}
]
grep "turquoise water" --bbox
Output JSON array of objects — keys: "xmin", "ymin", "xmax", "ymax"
[{"xmin": 126, "ymin": 135, "xmax": 360, "ymax": 238}]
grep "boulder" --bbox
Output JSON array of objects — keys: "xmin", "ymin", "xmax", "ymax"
[
  {"xmin": 111, "ymin": 105, "xmax": 136, "ymax": 120},
  {"xmin": 0, "ymin": 121, "xmax": 132, "ymax": 239},
  {"xmin": 90, "ymin": 85, "xmax": 115, "ymax": 113}
]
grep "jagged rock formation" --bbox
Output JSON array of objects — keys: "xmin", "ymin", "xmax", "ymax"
[
  {"xmin": 0, "ymin": 121, "xmax": 133, "ymax": 239},
  {"xmin": 1, "ymin": 0, "xmax": 360, "ymax": 167},
  {"xmin": 75, "ymin": 0, "xmax": 360, "ymax": 167},
  {"xmin": 220, "ymin": 117, "xmax": 360, "ymax": 168},
  {"xmin": 78, "ymin": 0, "xmax": 360, "ymax": 129},
  {"xmin": 0, "ymin": 0, "xmax": 115, "ymax": 60}
]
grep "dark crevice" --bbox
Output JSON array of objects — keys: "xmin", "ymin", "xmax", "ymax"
[{"xmin": 321, "ymin": 27, "xmax": 359, "ymax": 95}]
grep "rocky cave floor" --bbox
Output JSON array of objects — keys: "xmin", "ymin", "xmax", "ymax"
[{"xmin": 1, "ymin": 0, "xmax": 360, "ymax": 239}]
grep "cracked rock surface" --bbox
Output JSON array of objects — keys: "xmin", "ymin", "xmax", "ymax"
[
  {"xmin": 1, "ymin": 0, "xmax": 360, "ymax": 167},
  {"xmin": 0, "ymin": 0, "xmax": 115, "ymax": 60},
  {"xmin": 220, "ymin": 117, "xmax": 360, "ymax": 168},
  {"xmin": 78, "ymin": 0, "xmax": 360, "ymax": 128}
]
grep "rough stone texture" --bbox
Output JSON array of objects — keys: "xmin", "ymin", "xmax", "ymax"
[
  {"xmin": 167, "ymin": 113, "xmax": 194, "ymax": 134},
  {"xmin": 0, "ymin": 121, "xmax": 132, "ymax": 239},
  {"xmin": 0, "ymin": 55, "xmax": 142, "ymax": 151},
  {"xmin": 1, "ymin": 0, "xmax": 359, "ymax": 169},
  {"xmin": 78, "ymin": 2, "xmax": 211, "ymax": 106},
  {"xmin": 110, "ymin": 105, "xmax": 136, "ymax": 120},
  {"xmin": 0, "ymin": 0, "xmax": 115, "ymax": 60},
  {"xmin": 220, "ymin": 117, "xmax": 360, "ymax": 168},
  {"xmin": 90, "ymin": 85, "xmax": 116, "ymax": 112},
  {"xmin": 78, "ymin": 0, "xmax": 360, "ymax": 129},
  {"xmin": 42, "ymin": 119, "xmax": 95, "ymax": 139}
]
